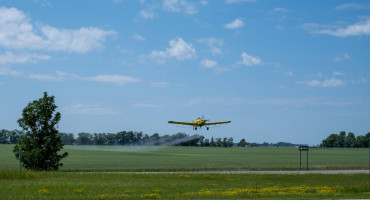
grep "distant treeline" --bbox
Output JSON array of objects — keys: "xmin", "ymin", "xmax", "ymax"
[
  {"xmin": 3, "ymin": 129, "xmax": 369, "ymax": 148},
  {"xmin": 0, "ymin": 129, "xmax": 240, "ymax": 147},
  {"xmin": 249, "ymin": 142, "xmax": 307, "ymax": 147},
  {"xmin": 321, "ymin": 131, "xmax": 370, "ymax": 148}
]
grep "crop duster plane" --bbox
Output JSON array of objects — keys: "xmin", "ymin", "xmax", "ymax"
[{"xmin": 168, "ymin": 117, "xmax": 231, "ymax": 130}]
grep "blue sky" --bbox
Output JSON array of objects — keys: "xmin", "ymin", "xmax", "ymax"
[{"xmin": 0, "ymin": 0, "xmax": 369, "ymax": 145}]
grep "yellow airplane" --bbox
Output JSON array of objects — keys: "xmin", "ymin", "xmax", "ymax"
[{"xmin": 168, "ymin": 116, "xmax": 231, "ymax": 130}]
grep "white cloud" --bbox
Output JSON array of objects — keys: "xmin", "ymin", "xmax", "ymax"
[
  {"xmin": 333, "ymin": 53, "xmax": 351, "ymax": 62},
  {"xmin": 333, "ymin": 71, "xmax": 346, "ymax": 76},
  {"xmin": 0, "ymin": 69, "xmax": 140, "ymax": 85},
  {"xmin": 150, "ymin": 38, "xmax": 196, "ymax": 62},
  {"xmin": 151, "ymin": 81, "xmax": 170, "ymax": 88},
  {"xmin": 198, "ymin": 38, "xmax": 223, "ymax": 56},
  {"xmin": 200, "ymin": 59, "xmax": 217, "ymax": 68},
  {"xmin": 335, "ymin": 3, "xmax": 367, "ymax": 10},
  {"xmin": 63, "ymin": 104, "xmax": 119, "ymax": 115},
  {"xmin": 225, "ymin": 0, "xmax": 256, "ymax": 3},
  {"xmin": 274, "ymin": 7, "xmax": 288, "ymax": 12},
  {"xmin": 83, "ymin": 74, "xmax": 140, "ymax": 85},
  {"xmin": 225, "ymin": 18, "xmax": 244, "ymax": 29},
  {"xmin": 240, "ymin": 52, "xmax": 261, "ymax": 66},
  {"xmin": 200, "ymin": 0, "xmax": 208, "ymax": 5},
  {"xmin": 303, "ymin": 19, "xmax": 370, "ymax": 37},
  {"xmin": 133, "ymin": 103, "xmax": 161, "ymax": 108},
  {"xmin": 0, "ymin": 52, "xmax": 50, "ymax": 65},
  {"xmin": 200, "ymin": 58, "xmax": 229, "ymax": 72},
  {"xmin": 0, "ymin": 68, "xmax": 22, "ymax": 76},
  {"xmin": 285, "ymin": 71, "xmax": 294, "ymax": 76},
  {"xmin": 304, "ymin": 78, "xmax": 345, "ymax": 87},
  {"xmin": 131, "ymin": 33, "xmax": 146, "ymax": 41},
  {"xmin": 162, "ymin": 0, "xmax": 197, "ymax": 14},
  {"xmin": 0, "ymin": 7, "xmax": 115, "ymax": 53},
  {"xmin": 139, "ymin": 10, "xmax": 155, "ymax": 19}
]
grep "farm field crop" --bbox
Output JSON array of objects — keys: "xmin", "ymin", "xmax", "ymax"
[
  {"xmin": 0, "ymin": 144, "xmax": 368, "ymax": 171},
  {"xmin": 0, "ymin": 171, "xmax": 369, "ymax": 200}
]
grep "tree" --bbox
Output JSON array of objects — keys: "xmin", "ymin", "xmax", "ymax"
[
  {"xmin": 321, "ymin": 133, "xmax": 339, "ymax": 147},
  {"xmin": 238, "ymin": 138, "xmax": 247, "ymax": 147},
  {"xmin": 60, "ymin": 133, "xmax": 75, "ymax": 145},
  {"xmin": 0, "ymin": 129, "xmax": 9, "ymax": 144},
  {"xmin": 13, "ymin": 92, "xmax": 68, "ymax": 171},
  {"xmin": 345, "ymin": 132, "xmax": 356, "ymax": 148},
  {"xmin": 76, "ymin": 132, "xmax": 93, "ymax": 145},
  {"xmin": 338, "ymin": 131, "xmax": 346, "ymax": 147}
]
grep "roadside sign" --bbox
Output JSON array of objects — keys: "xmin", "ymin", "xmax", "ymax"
[
  {"xmin": 299, "ymin": 146, "xmax": 309, "ymax": 170},
  {"xmin": 299, "ymin": 146, "xmax": 309, "ymax": 151}
]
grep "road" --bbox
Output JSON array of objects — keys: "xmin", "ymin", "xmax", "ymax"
[{"xmin": 78, "ymin": 170, "xmax": 369, "ymax": 174}]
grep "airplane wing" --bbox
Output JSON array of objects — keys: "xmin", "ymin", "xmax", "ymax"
[
  {"xmin": 168, "ymin": 121, "xmax": 196, "ymax": 126},
  {"xmin": 204, "ymin": 121, "xmax": 231, "ymax": 125}
]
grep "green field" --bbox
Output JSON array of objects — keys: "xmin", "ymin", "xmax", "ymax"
[
  {"xmin": 0, "ymin": 144, "xmax": 369, "ymax": 171},
  {"xmin": 1, "ymin": 145, "xmax": 370, "ymax": 199},
  {"xmin": 1, "ymin": 171, "xmax": 369, "ymax": 200}
]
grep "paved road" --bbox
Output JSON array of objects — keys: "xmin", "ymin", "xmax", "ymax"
[{"xmin": 79, "ymin": 170, "xmax": 368, "ymax": 174}]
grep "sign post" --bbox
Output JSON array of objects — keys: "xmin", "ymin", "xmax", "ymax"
[{"xmin": 299, "ymin": 146, "xmax": 309, "ymax": 170}]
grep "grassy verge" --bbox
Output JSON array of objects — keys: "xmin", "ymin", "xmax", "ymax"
[
  {"xmin": 1, "ymin": 171, "xmax": 369, "ymax": 200},
  {"xmin": 1, "ymin": 145, "xmax": 369, "ymax": 171}
]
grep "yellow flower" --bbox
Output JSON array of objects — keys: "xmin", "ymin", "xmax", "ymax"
[
  {"xmin": 152, "ymin": 189, "xmax": 161, "ymax": 193},
  {"xmin": 97, "ymin": 194, "xmax": 109, "ymax": 198},
  {"xmin": 38, "ymin": 189, "xmax": 50, "ymax": 195},
  {"xmin": 73, "ymin": 189, "xmax": 83, "ymax": 193},
  {"xmin": 179, "ymin": 174, "xmax": 191, "ymax": 178},
  {"xmin": 197, "ymin": 189, "xmax": 214, "ymax": 195},
  {"xmin": 141, "ymin": 193, "xmax": 160, "ymax": 199}
]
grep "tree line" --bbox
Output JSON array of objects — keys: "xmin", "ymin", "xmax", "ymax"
[
  {"xmin": 0, "ymin": 129, "xmax": 243, "ymax": 147},
  {"xmin": 321, "ymin": 131, "xmax": 370, "ymax": 148}
]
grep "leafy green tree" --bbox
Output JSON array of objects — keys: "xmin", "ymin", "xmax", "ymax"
[
  {"xmin": 13, "ymin": 92, "xmax": 68, "ymax": 171},
  {"xmin": 338, "ymin": 131, "xmax": 346, "ymax": 147},
  {"xmin": 0, "ymin": 129, "xmax": 9, "ymax": 144},
  {"xmin": 60, "ymin": 133, "xmax": 75, "ymax": 145},
  {"xmin": 227, "ymin": 137, "xmax": 234, "ymax": 147},
  {"xmin": 76, "ymin": 132, "xmax": 93, "ymax": 145},
  {"xmin": 9, "ymin": 130, "xmax": 23, "ymax": 144},
  {"xmin": 321, "ymin": 133, "xmax": 339, "ymax": 147},
  {"xmin": 238, "ymin": 138, "xmax": 247, "ymax": 147},
  {"xmin": 345, "ymin": 132, "xmax": 356, "ymax": 148}
]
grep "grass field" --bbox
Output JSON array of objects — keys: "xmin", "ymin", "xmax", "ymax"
[
  {"xmin": 1, "ymin": 171, "xmax": 369, "ymax": 200},
  {"xmin": 1, "ymin": 145, "xmax": 370, "ymax": 199},
  {"xmin": 0, "ymin": 144, "xmax": 369, "ymax": 171}
]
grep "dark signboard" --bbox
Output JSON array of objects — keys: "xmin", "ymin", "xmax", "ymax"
[{"xmin": 299, "ymin": 146, "xmax": 309, "ymax": 151}]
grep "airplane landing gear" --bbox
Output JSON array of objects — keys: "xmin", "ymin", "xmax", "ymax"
[
  {"xmin": 207, "ymin": 127, "xmax": 209, "ymax": 130},
  {"xmin": 195, "ymin": 127, "xmax": 197, "ymax": 130}
]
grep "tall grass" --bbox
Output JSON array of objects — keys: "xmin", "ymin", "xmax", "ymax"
[{"xmin": 0, "ymin": 172, "xmax": 369, "ymax": 199}]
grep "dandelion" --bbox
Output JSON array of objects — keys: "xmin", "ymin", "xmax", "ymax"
[
  {"xmin": 225, "ymin": 178, "xmax": 235, "ymax": 182},
  {"xmin": 141, "ymin": 193, "xmax": 160, "ymax": 199},
  {"xmin": 197, "ymin": 189, "xmax": 214, "ymax": 195},
  {"xmin": 73, "ymin": 189, "xmax": 83, "ymax": 193},
  {"xmin": 119, "ymin": 194, "xmax": 130, "ymax": 198},
  {"xmin": 97, "ymin": 193, "xmax": 109, "ymax": 198},
  {"xmin": 152, "ymin": 189, "xmax": 161, "ymax": 193},
  {"xmin": 179, "ymin": 174, "xmax": 191, "ymax": 178},
  {"xmin": 191, "ymin": 185, "xmax": 342, "ymax": 197},
  {"xmin": 38, "ymin": 189, "xmax": 50, "ymax": 195}
]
